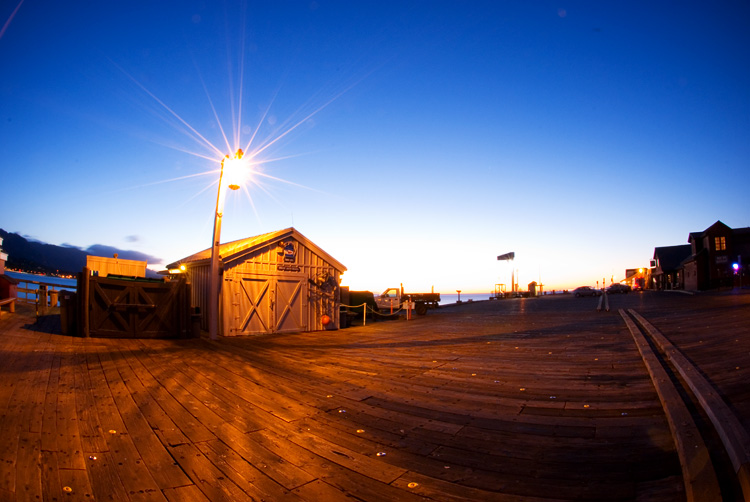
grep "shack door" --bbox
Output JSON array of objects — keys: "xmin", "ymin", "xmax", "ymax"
[
  {"xmin": 274, "ymin": 276, "xmax": 305, "ymax": 333},
  {"xmin": 225, "ymin": 274, "xmax": 306, "ymax": 335}
]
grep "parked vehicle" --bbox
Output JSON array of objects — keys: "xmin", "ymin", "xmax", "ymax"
[
  {"xmin": 607, "ymin": 283, "xmax": 631, "ymax": 294},
  {"xmin": 573, "ymin": 286, "xmax": 601, "ymax": 297},
  {"xmin": 374, "ymin": 285, "xmax": 441, "ymax": 315}
]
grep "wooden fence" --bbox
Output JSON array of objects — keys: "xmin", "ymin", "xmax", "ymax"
[{"xmin": 77, "ymin": 269, "xmax": 192, "ymax": 338}]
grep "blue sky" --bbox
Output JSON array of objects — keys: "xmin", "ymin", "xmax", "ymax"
[{"xmin": 1, "ymin": 1, "xmax": 748, "ymax": 293}]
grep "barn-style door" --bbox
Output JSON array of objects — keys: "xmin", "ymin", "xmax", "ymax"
[
  {"xmin": 274, "ymin": 276, "xmax": 304, "ymax": 333},
  {"xmin": 227, "ymin": 274, "xmax": 306, "ymax": 335},
  {"xmin": 232, "ymin": 276, "xmax": 272, "ymax": 335}
]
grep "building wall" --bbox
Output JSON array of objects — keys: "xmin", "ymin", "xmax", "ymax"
[
  {"xmin": 701, "ymin": 227, "xmax": 733, "ymax": 289},
  {"xmin": 185, "ymin": 263, "xmax": 212, "ymax": 330},
  {"xmin": 0, "ymin": 276, "xmax": 17, "ymax": 299},
  {"xmin": 684, "ymin": 261, "xmax": 698, "ymax": 291},
  {"xmin": 0, "ymin": 237, "xmax": 6, "ymax": 274}
]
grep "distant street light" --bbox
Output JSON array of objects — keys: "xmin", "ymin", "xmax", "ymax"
[{"xmin": 209, "ymin": 149, "xmax": 245, "ymax": 340}]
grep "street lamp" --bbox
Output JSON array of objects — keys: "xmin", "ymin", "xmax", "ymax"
[{"xmin": 209, "ymin": 149, "xmax": 245, "ymax": 340}]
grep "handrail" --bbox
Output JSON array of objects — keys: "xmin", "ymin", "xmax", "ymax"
[{"xmin": 13, "ymin": 278, "xmax": 77, "ymax": 306}]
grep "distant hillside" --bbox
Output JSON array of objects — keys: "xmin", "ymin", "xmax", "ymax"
[
  {"xmin": 0, "ymin": 229, "xmax": 88, "ymax": 275},
  {"xmin": 0, "ymin": 229, "xmax": 161, "ymax": 277}
]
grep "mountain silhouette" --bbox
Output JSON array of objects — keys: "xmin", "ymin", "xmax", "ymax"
[{"xmin": 0, "ymin": 229, "xmax": 161, "ymax": 277}]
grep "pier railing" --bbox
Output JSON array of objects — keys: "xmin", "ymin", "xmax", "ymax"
[{"xmin": 15, "ymin": 278, "xmax": 77, "ymax": 307}]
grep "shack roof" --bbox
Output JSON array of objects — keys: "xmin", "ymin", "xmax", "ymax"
[
  {"xmin": 653, "ymin": 244, "xmax": 692, "ymax": 272},
  {"xmin": 166, "ymin": 227, "xmax": 346, "ymax": 272}
]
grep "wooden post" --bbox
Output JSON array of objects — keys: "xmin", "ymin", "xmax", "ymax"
[
  {"xmin": 37, "ymin": 284, "xmax": 47, "ymax": 316},
  {"xmin": 80, "ymin": 267, "xmax": 90, "ymax": 337}
]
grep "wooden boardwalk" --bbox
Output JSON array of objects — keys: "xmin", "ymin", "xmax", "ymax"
[{"xmin": 0, "ymin": 291, "xmax": 748, "ymax": 501}]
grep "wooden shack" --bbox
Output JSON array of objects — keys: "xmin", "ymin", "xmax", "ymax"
[
  {"xmin": 167, "ymin": 227, "xmax": 346, "ymax": 336},
  {"xmin": 87, "ymin": 255, "xmax": 147, "ymax": 277}
]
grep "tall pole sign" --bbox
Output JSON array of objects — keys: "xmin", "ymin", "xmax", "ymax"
[{"xmin": 497, "ymin": 252, "xmax": 515, "ymax": 292}]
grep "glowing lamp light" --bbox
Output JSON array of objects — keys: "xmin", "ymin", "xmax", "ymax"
[
  {"xmin": 169, "ymin": 264, "xmax": 187, "ymax": 274},
  {"xmin": 321, "ymin": 314, "xmax": 331, "ymax": 326},
  {"xmin": 733, "ymin": 263, "xmax": 740, "ymax": 271},
  {"xmin": 222, "ymin": 149, "xmax": 245, "ymax": 191}
]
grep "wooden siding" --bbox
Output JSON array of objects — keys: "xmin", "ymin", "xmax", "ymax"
[
  {"xmin": 184, "ymin": 263, "xmax": 212, "ymax": 331},
  {"xmin": 187, "ymin": 237, "xmax": 341, "ymax": 335},
  {"xmin": 86, "ymin": 256, "xmax": 147, "ymax": 277}
]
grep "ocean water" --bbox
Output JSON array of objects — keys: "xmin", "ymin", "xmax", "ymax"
[
  {"xmin": 6, "ymin": 271, "xmax": 77, "ymax": 287},
  {"xmin": 439, "ymin": 293, "xmax": 492, "ymax": 305}
]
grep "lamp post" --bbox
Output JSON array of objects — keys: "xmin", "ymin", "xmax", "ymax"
[{"xmin": 209, "ymin": 149, "xmax": 244, "ymax": 340}]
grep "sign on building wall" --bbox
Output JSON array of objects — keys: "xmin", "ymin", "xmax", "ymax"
[
  {"xmin": 283, "ymin": 242, "xmax": 297, "ymax": 263},
  {"xmin": 277, "ymin": 241, "xmax": 301, "ymax": 272}
]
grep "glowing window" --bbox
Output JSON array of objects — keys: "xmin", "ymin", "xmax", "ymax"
[{"xmin": 714, "ymin": 236, "xmax": 726, "ymax": 251}]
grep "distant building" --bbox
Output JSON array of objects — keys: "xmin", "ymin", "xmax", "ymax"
[
  {"xmin": 649, "ymin": 220, "xmax": 750, "ymax": 291},
  {"xmin": 624, "ymin": 268, "xmax": 648, "ymax": 290},
  {"xmin": 86, "ymin": 255, "xmax": 147, "ymax": 278},
  {"xmin": 0, "ymin": 237, "xmax": 6, "ymax": 275},
  {"xmin": 0, "ymin": 237, "xmax": 18, "ymax": 300},
  {"xmin": 651, "ymin": 245, "xmax": 692, "ymax": 290},
  {"xmin": 683, "ymin": 220, "xmax": 750, "ymax": 291}
]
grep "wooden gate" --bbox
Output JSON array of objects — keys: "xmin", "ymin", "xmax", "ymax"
[
  {"xmin": 225, "ymin": 274, "xmax": 306, "ymax": 335},
  {"xmin": 81, "ymin": 274, "xmax": 190, "ymax": 338}
]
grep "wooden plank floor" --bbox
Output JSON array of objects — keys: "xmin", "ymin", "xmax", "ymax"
[{"xmin": 0, "ymin": 291, "xmax": 748, "ymax": 501}]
